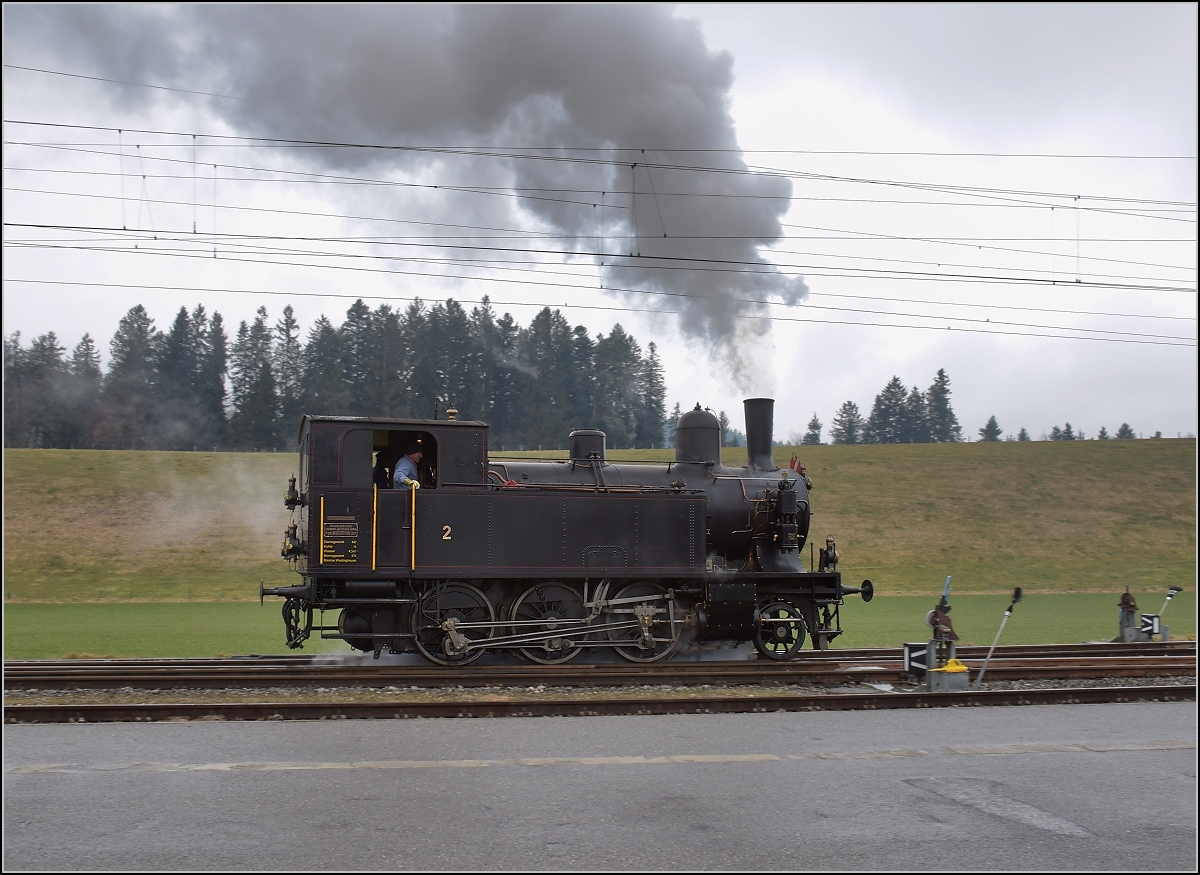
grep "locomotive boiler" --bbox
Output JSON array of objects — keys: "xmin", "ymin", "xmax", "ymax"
[{"xmin": 263, "ymin": 398, "xmax": 873, "ymax": 664}]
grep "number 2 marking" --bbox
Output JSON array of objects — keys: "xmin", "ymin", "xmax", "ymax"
[{"xmin": 442, "ymin": 525, "xmax": 452, "ymax": 540}]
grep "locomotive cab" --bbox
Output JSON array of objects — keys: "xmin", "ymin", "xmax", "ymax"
[{"xmin": 306, "ymin": 416, "xmax": 489, "ymax": 492}]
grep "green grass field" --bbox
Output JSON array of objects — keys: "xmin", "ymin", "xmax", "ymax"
[{"xmin": 3, "ymin": 440, "xmax": 1195, "ymax": 659}]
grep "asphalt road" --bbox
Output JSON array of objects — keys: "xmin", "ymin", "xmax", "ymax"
[{"xmin": 4, "ymin": 701, "xmax": 1196, "ymax": 871}]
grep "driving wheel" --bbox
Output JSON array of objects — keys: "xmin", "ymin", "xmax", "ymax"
[
  {"xmin": 411, "ymin": 581, "xmax": 495, "ymax": 666},
  {"xmin": 605, "ymin": 582, "xmax": 679, "ymax": 663},
  {"xmin": 754, "ymin": 601, "xmax": 807, "ymax": 660},
  {"xmin": 510, "ymin": 582, "xmax": 589, "ymax": 664}
]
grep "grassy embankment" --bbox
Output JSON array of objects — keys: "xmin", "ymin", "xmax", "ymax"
[{"xmin": 3, "ymin": 440, "xmax": 1195, "ymax": 658}]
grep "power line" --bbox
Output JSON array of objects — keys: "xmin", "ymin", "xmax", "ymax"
[
  {"xmin": 7, "ymin": 238, "xmax": 1196, "ymax": 345},
  {"xmin": 10, "ymin": 135, "xmax": 1194, "ymax": 214},
  {"xmin": 2, "ymin": 64, "xmax": 239, "ymax": 100},
  {"xmin": 7, "ymin": 182, "xmax": 1197, "ymax": 282},
  {"xmin": 8, "ymin": 223, "xmax": 1196, "ymax": 294},
  {"xmin": 8, "ymin": 157, "xmax": 1196, "ymax": 222},
  {"xmin": 6, "ymin": 277, "xmax": 1194, "ymax": 347},
  {"xmin": 13, "ymin": 271, "xmax": 1185, "ymax": 324},
  {"xmin": 7, "ymin": 119, "xmax": 1195, "ymax": 207},
  {"xmin": 4, "ymin": 101, "xmax": 1193, "ymax": 159}
]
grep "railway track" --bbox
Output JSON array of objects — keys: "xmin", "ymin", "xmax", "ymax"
[
  {"xmin": 3, "ymin": 642, "xmax": 1194, "ymax": 690},
  {"xmin": 4, "ymin": 642, "xmax": 1194, "ymax": 722},
  {"xmin": 4, "ymin": 685, "xmax": 1195, "ymax": 724}
]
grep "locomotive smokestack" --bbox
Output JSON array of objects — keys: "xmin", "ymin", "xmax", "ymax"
[{"xmin": 744, "ymin": 398, "xmax": 776, "ymax": 470}]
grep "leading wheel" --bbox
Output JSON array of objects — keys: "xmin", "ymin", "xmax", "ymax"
[
  {"xmin": 411, "ymin": 582, "xmax": 495, "ymax": 666},
  {"xmin": 510, "ymin": 582, "xmax": 589, "ymax": 664},
  {"xmin": 754, "ymin": 601, "xmax": 807, "ymax": 660},
  {"xmin": 605, "ymin": 582, "xmax": 679, "ymax": 663}
]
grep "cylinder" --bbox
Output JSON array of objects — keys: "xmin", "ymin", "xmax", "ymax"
[{"xmin": 744, "ymin": 398, "xmax": 776, "ymax": 470}]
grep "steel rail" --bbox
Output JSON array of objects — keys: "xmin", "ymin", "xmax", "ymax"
[
  {"xmin": 4, "ymin": 685, "xmax": 1194, "ymax": 724},
  {"xmin": 5, "ymin": 641, "xmax": 1191, "ymax": 671},
  {"xmin": 4, "ymin": 653, "xmax": 1194, "ymax": 690}
]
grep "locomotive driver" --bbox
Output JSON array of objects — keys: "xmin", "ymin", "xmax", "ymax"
[{"xmin": 393, "ymin": 441, "xmax": 423, "ymax": 489}]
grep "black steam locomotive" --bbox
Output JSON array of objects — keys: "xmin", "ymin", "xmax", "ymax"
[{"xmin": 263, "ymin": 398, "xmax": 873, "ymax": 664}]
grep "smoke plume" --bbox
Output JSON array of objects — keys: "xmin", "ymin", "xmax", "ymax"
[{"xmin": 9, "ymin": 5, "xmax": 807, "ymax": 391}]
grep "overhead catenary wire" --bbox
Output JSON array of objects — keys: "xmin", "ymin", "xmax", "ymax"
[
  {"xmin": 7, "ymin": 221, "xmax": 1196, "ymax": 295},
  {"xmin": 7, "ymin": 136, "xmax": 1197, "ymax": 227},
  {"xmin": 5, "ymin": 275, "xmax": 1193, "ymax": 348},
  {"xmin": 6, "ymin": 119, "xmax": 1197, "ymax": 209},
  {"xmin": 6, "ymin": 118, "xmax": 1193, "ymax": 354},
  {"xmin": 6, "ymin": 163, "xmax": 1199, "ymax": 216},
  {"xmin": 5, "ymin": 243, "xmax": 1194, "ymax": 346},
  {"xmin": 5, "ymin": 185, "xmax": 1195, "ymax": 283}
]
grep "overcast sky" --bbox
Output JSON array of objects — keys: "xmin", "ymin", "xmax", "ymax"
[{"xmin": 3, "ymin": 3, "xmax": 1196, "ymax": 442}]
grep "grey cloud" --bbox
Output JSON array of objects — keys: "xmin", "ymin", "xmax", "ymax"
[{"xmin": 700, "ymin": 3, "xmax": 1197, "ymax": 146}]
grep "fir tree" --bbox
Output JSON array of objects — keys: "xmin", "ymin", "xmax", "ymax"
[
  {"xmin": 567, "ymin": 324, "xmax": 596, "ymax": 431},
  {"xmin": 802, "ymin": 412, "xmax": 823, "ymax": 445},
  {"xmin": 62, "ymin": 334, "xmax": 103, "ymax": 449},
  {"xmin": 926, "ymin": 368, "xmax": 963, "ymax": 442},
  {"xmin": 3, "ymin": 332, "xmax": 68, "ymax": 447},
  {"xmin": 2, "ymin": 332, "xmax": 26, "ymax": 446},
  {"xmin": 521, "ymin": 308, "xmax": 577, "ymax": 449},
  {"xmin": 901, "ymin": 386, "xmax": 930, "ymax": 443},
  {"xmin": 339, "ymin": 299, "xmax": 373, "ymax": 415},
  {"xmin": 428, "ymin": 299, "xmax": 475, "ymax": 421},
  {"xmin": 634, "ymin": 342, "xmax": 668, "ymax": 448},
  {"xmin": 591, "ymin": 323, "xmax": 640, "ymax": 449},
  {"xmin": 96, "ymin": 305, "xmax": 160, "ymax": 449},
  {"xmin": 667, "ymin": 402, "xmax": 683, "ymax": 445},
  {"xmin": 864, "ymin": 376, "xmax": 907, "ymax": 443},
  {"xmin": 829, "ymin": 400, "xmax": 863, "ymax": 445},
  {"xmin": 979, "ymin": 415, "xmax": 1003, "ymax": 441},
  {"xmin": 154, "ymin": 307, "xmax": 203, "ymax": 449},
  {"xmin": 229, "ymin": 307, "xmax": 279, "ymax": 449},
  {"xmin": 1116, "ymin": 423, "xmax": 1136, "ymax": 440},
  {"xmin": 717, "ymin": 410, "xmax": 731, "ymax": 447},
  {"xmin": 487, "ymin": 312, "xmax": 525, "ymax": 450},
  {"xmin": 274, "ymin": 305, "xmax": 306, "ymax": 439},
  {"xmin": 404, "ymin": 299, "xmax": 441, "ymax": 420},
  {"xmin": 196, "ymin": 311, "xmax": 228, "ymax": 449},
  {"xmin": 465, "ymin": 298, "xmax": 502, "ymax": 426}
]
